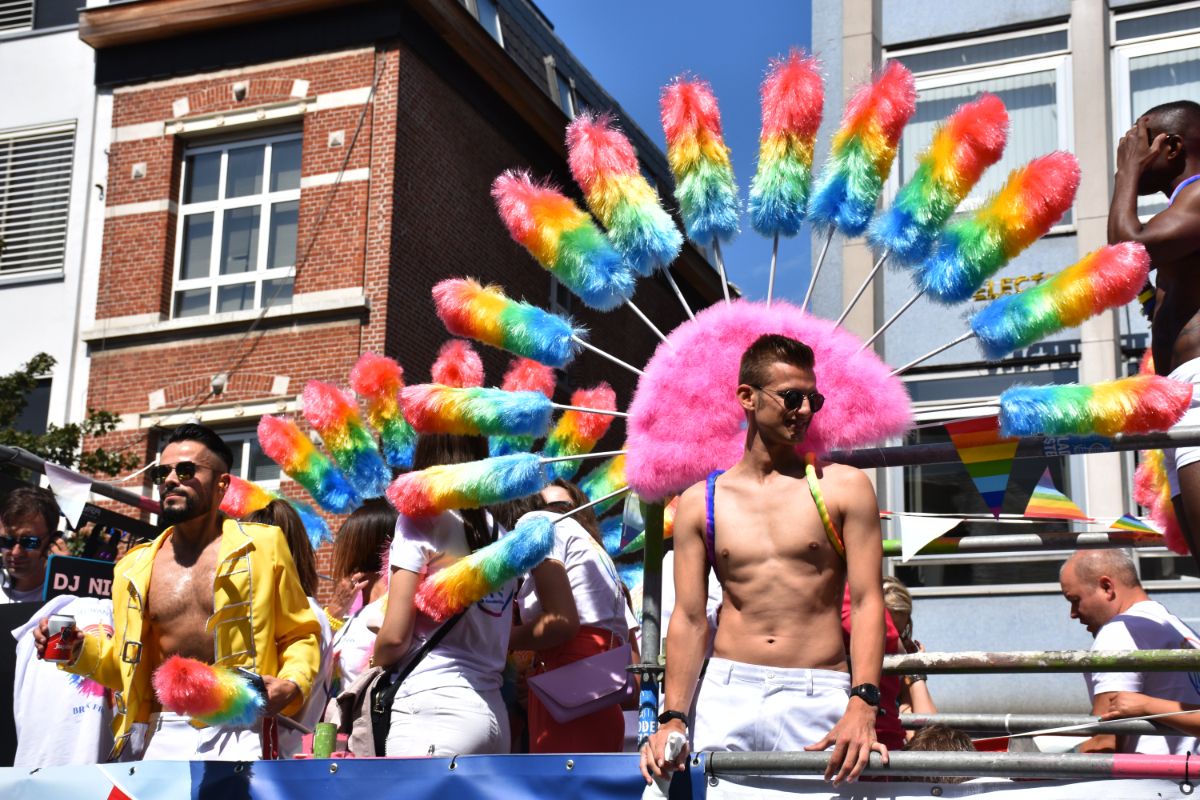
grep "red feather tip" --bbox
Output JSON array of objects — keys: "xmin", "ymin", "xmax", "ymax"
[
  {"xmin": 501, "ymin": 357, "xmax": 557, "ymax": 398},
  {"xmin": 432, "ymin": 340, "xmax": 485, "ymax": 389},
  {"xmin": 350, "ymin": 351, "xmax": 405, "ymax": 399}
]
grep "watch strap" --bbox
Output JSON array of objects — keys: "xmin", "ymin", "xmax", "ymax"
[{"xmin": 658, "ymin": 710, "xmax": 689, "ymax": 729}]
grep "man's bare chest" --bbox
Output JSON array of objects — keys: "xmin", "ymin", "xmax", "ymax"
[{"xmin": 147, "ymin": 547, "xmax": 218, "ymax": 626}]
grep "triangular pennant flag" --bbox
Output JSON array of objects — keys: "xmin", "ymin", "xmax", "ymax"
[
  {"xmin": 944, "ymin": 416, "xmax": 1018, "ymax": 520},
  {"xmin": 619, "ymin": 493, "xmax": 646, "ymax": 552},
  {"xmin": 1024, "ymin": 468, "xmax": 1091, "ymax": 521},
  {"xmin": 44, "ymin": 461, "xmax": 92, "ymax": 529},
  {"xmin": 1110, "ymin": 513, "xmax": 1158, "ymax": 534},
  {"xmin": 896, "ymin": 515, "xmax": 962, "ymax": 563}
]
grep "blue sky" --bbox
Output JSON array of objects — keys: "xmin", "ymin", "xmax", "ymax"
[{"xmin": 535, "ymin": 0, "xmax": 815, "ymax": 305}]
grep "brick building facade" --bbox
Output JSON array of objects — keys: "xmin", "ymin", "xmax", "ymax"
[{"xmin": 75, "ymin": 0, "xmax": 723, "ymax": 601}]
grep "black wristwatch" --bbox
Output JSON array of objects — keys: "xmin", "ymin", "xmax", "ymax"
[
  {"xmin": 849, "ymin": 683, "xmax": 881, "ymax": 707},
  {"xmin": 658, "ymin": 710, "xmax": 689, "ymax": 729}
]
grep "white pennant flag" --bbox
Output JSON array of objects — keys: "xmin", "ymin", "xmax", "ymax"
[
  {"xmin": 895, "ymin": 515, "xmax": 962, "ymax": 563},
  {"xmin": 44, "ymin": 462, "xmax": 93, "ymax": 529}
]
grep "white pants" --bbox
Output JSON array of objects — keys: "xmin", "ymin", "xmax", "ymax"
[
  {"xmin": 1165, "ymin": 356, "xmax": 1200, "ymax": 497},
  {"xmin": 385, "ymin": 686, "xmax": 510, "ymax": 757},
  {"xmin": 139, "ymin": 711, "xmax": 263, "ymax": 761},
  {"xmin": 693, "ymin": 658, "xmax": 850, "ymax": 753}
]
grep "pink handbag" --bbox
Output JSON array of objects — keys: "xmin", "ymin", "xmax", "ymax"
[{"xmin": 527, "ymin": 641, "xmax": 636, "ymax": 723}]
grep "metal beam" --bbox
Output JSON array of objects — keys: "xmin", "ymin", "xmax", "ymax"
[
  {"xmin": 900, "ymin": 713, "xmax": 1179, "ymax": 736},
  {"xmin": 883, "ymin": 648, "xmax": 1200, "ymax": 675},
  {"xmin": 882, "ymin": 530, "xmax": 1162, "ymax": 558},
  {"xmin": 0, "ymin": 445, "xmax": 160, "ymax": 515}
]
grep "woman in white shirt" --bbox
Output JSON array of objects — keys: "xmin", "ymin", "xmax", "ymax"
[
  {"xmin": 373, "ymin": 434, "xmax": 515, "ymax": 756},
  {"xmin": 512, "ymin": 479, "xmax": 637, "ymax": 753}
]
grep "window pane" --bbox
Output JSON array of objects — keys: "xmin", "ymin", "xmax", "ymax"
[
  {"xmin": 249, "ymin": 438, "xmax": 281, "ymax": 482},
  {"xmin": 1117, "ymin": 9, "xmax": 1200, "ymax": 42},
  {"xmin": 180, "ymin": 212, "xmax": 213, "ymax": 279},
  {"xmin": 899, "ymin": 70, "xmax": 1058, "ymax": 213},
  {"xmin": 216, "ymin": 282, "xmax": 255, "ymax": 313},
  {"xmin": 220, "ymin": 206, "xmax": 260, "ymax": 274},
  {"xmin": 184, "ymin": 152, "xmax": 220, "ymax": 204},
  {"xmin": 477, "ymin": 0, "xmax": 502, "ymax": 44},
  {"xmin": 893, "ymin": 31, "xmax": 1067, "ymax": 74},
  {"xmin": 225, "ymin": 145, "xmax": 265, "ymax": 198},
  {"xmin": 270, "ymin": 139, "xmax": 302, "ymax": 192},
  {"xmin": 228, "ymin": 440, "xmax": 245, "ymax": 478},
  {"xmin": 174, "ymin": 288, "xmax": 210, "ymax": 317},
  {"xmin": 267, "ymin": 200, "xmax": 299, "ymax": 269},
  {"xmin": 1129, "ymin": 47, "xmax": 1200, "ymax": 216},
  {"xmin": 261, "ymin": 277, "xmax": 294, "ymax": 308},
  {"xmin": 556, "ymin": 73, "xmax": 575, "ymax": 118}
]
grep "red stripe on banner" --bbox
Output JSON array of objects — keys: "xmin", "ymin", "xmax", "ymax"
[{"xmin": 107, "ymin": 785, "xmax": 133, "ymax": 800}]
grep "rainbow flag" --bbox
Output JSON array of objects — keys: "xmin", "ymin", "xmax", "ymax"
[
  {"xmin": 1110, "ymin": 513, "xmax": 1158, "ymax": 534},
  {"xmin": 1024, "ymin": 468, "xmax": 1091, "ymax": 521},
  {"xmin": 944, "ymin": 416, "xmax": 1018, "ymax": 520}
]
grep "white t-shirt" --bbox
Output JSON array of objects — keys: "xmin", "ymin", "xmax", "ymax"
[
  {"xmin": 327, "ymin": 596, "xmax": 385, "ymax": 700},
  {"xmin": 0, "ymin": 578, "xmax": 44, "ymax": 604},
  {"xmin": 1087, "ymin": 600, "xmax": 1200, "ymax": 755},
  {"xmin": 12, "ymin": 595, "xmax": 115, "ymax": 766},
  {"xmin": 516, "ymin": 511, "xmax": 630, "ymax": 642},
  {"xmin": 389, "ymin": 510, "xmax": 514, "ymax": 695}
]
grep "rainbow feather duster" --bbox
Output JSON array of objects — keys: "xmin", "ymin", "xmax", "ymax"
[
  {"xmin": 302, "ymin": 381, "xmax": 392, "ymax": 499},
  {"xmin": 257, "ymin": 415, "xmax": 361, "ymax": 514},
  {"xmin": 386, "ymin": 452, "xmax": 547, "ymax": 517},
  {"xmin": 432, "ymin": 279, "xmax": 582, "ymax": 369},
  {"xmin": 492, "ymin": 170, "xmax": 636, "ymax": 312},
  {"xmin": 971, "ymin": 243, "xmax": 1150, "ymax": 360},
  {"xmin": 748, "ymin": 48, "xmax": 824, "ymax": 238},
  {"xmin": 664, "ymin": 495, "xmax": 680, "ymax": 539},
  {"xmin": 414, "ymin": 513, "xmax": 555, "ymax": 620},
  {"xmin": 220, "ymin": 475, "xmax": 275, "ymax": 518},
  {"xmin": 579, "ymin": 454, "xmax": 627, "ymax": 516},
  {"xmin": 808, "ymin": 61, "xmax": 917, "ymax": 237},
  {"xmin": 289, "ymin": 497, "xmax": 333, "ymax": 548},
  {"xmin": 490, "ymin": 358, "xmax": 558, "ymax": 457},
  {"xmin": 1136, "ymin": 448, "xmax": 1188, "ymax": 555},
  {"xmin": 432, "ymin": 340, "xmax": 485, "ymax": 389},
  {"xmin": 999, "ymin": 374, "xmax": 1194, "ymax": 438},
  {"xmin": 401, "ymin": 385, "xmax": 553, "ymax": 438},
  {"xmin": 661, "ymin": 77, "xmax": 740, "ymax": 245},
  {"xmin": 868, "ymin": 93, "xmax": 1009, "ymax": 265},
  {"xmin": 600, "ymin": 515, "xmax": 624, "ymax": 557},
  {"xmin": 152, "ymin": 655, "xmax": 267, "ymax": 729},
  {"xmin": 915, "ymin": 151, "xmax": 1081, "ymax": 304},
  {"xmin": 350, "ymin": 352, "xmax": 417, "ymax": 469},
  {"xmin": 542, "ymin": 383, "xmax": 618, "ymax": 481},
  {"xmin": 567, "ymin": 111, "xmax": 683, "ymax": 276}
]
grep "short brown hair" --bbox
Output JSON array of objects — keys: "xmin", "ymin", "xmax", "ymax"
[
  {"xmin": 242, "ymin": 499, "xmax": 318, "ymax": 597},
  {"xmin": 902, "ymin": 723, "xmax": 975, "ymax": 784},
  {"xmin": 1, "ymin": 486, "xmax": 60, "ymax": 537},
  {"xmin": 738, "ymin": 334, "xmax": 815, "ymax": 387},
  {"xmin": 332, "ymin": 498, "xmax": 398, "ymax": 580}
]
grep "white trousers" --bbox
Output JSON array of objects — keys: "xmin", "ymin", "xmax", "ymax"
[
  {"xmin": 139, "ymin": 711, "xmax": 263, "ymax": 761},
  {"xmin": 1165, "ymin": 356, "xmax": 1200, "ymax": 497},
  {"xmin": 693, "ymin": 658, "xmax": 850, "ymax": 753},
  {"xmin": 385, "ymin": 685, "xmax": 510, "ymax": 757}
]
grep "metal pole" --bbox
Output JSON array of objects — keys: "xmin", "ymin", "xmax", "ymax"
[
  {"xmin": 572, "ymin": 337, "xmax": 645, "ymax": 377},
  {"xmin": 766, "ymin": 233, "xmax": 778, "ymax": 309},
  {"xmin": 891, "ymin": 330, "xmax": 976, "ymax": 376},
  {"xmin": 637, "ymin": 501, "xmax": 665, "ymax": 747},
  {"xmin": 802, "ymin": 228, "xmax": 835, "ymax": 311},
  {"xmin": 882, "ymin": 530, "xmax": 1163, "ymax": 558},
  {"xmin": 712, "ymin": 238, "xmax": 731, "ymax": 305},
  {"xmin": 626, "ymin": 300, "xmax": 673, "ymax": 346},
  {"xmin": 550, "ymin": 404, "xmax": 630, "ymax": 418},
  {"xmin": 705, "ymin": 750, "xmax": 1189, "ymax": 780},
  {"xmin": 835, "ymin": 249, "xmax": 888, "ymax": 327},
  {"xmin": 826, "ymin": 427, "xmax": 1200, "ymax": 470},
  {"xmin": 858, "ymin": 290, "xmax": 919, "ymax": 352},
  {"xmin": 900, "ymin": 713, "xmax": 1180, "ymax": 737},
  {"xmin": 883, "ymin": 648, "xmax": 1200, "ymax": 675},
  {"xmin": 663, "ymin": 268, "xmax": 695, "ymax": 321},
  {"xmin": 0, "ymin": 444, "xmax": 160, "ymax": 514}
]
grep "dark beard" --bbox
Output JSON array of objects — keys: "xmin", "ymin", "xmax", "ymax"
[{"xmin": 160, "ymin": 492, "xmax": 207, "ymax": 525}]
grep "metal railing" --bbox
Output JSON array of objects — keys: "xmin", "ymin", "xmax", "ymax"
[
  {"xmin": 883, "ymin": 649, "xmax": 1200, "ymax": 674},
  {"xmin": 0, "ymin": 444, "xmax": 159, "ymax": 514},
  {"xmin": 900, "ymin": 713, "xmax": 1179, "ymax": 736}
]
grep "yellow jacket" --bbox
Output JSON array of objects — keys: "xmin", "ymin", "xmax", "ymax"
[{"xmin": 63, "ymin": 518, "xmax": 322, "ymax": 758}]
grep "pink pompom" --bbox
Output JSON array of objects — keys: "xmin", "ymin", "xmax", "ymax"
[
  {"xmin": 570, "ymin": 384, "xmax": 617, "ymax": 442},
  {"xmin": 502, "ymin": 357, "xmax": 557, "ymax": 398},
  {"xmin": 153, "ymin": 654, "xmax": 221, "ymax": 716},
  {"xmin": 432, "ymin": 340, "xmax": 484, "ymax": 388},
  {"xmin": 626, "ymin": 301, "xmax": 913, "ymax": 501},
  {"xmin": 350, "ymin": 352, "xmax": 405, "ymax": 398},
  {"xmin": 760, "ymin": 48, "xmax": 823, "ymax": 140}
]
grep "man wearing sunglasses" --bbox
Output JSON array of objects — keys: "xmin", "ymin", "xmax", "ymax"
[
  {"xmin": 34, "ymin": 423, "xmax": 321, "ymax": 761},
  {"xmin": 0, "ymin": 487, "xmax": 62, "ymax": 604},
  {"xmin": 642, "ymin": 334, "xmax": 888, "ymax": 789}
]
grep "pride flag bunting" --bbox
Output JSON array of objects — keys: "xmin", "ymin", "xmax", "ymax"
[
  {"xmin": 1023, "ymin": 468, "xmax": 1090, "ymax": 521},
  {"xmin": 944, "ymin": 416, "xmax": 1018, "ymax": 520},
  {"xmin": 1110, "ymin": 513, "xmax": 1158, "ymax": 534}
]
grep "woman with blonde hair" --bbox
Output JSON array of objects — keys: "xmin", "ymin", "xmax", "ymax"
[{"xmin": 881, "ymin": 576, "xmax": 938, "ymax": 740}]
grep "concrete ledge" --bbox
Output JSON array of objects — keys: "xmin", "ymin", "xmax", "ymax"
[{"xmin": 81, "ymin": 293, "xmax": 369, "ymax": 344}]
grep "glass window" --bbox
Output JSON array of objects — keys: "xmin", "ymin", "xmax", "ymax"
[
  {"xmin": 161, "ymin": 428, "xmax": 281, "ymax": 487},
  {"xmin": 892, "ymin": 30, "xmax": 1068, "ymax": 74},
  {"xmin": 556, "ymin": 72, "xmax": 576, "ymax": 119},
  {"xmin": 1117, "ymin": 5, "xmax": 1200, "ymax": 43},
  {"xmin": 477, "ymin": 0, "xmax": 503, "ymax": 45},
  {"xmin": 172, "ymin": 134, "xmax": 300, "ymax": 318}
]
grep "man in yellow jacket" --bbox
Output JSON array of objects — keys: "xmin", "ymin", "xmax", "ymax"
[{"xmin": 35, "ymin": 424, "xmax": 321, "ymax": 761}]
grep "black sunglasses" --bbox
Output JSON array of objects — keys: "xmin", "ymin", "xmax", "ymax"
[
  {"xmin": 753, "ymin": 385, "xmax": 825, "ymax": 413},
  {"xmin": 0, "ymin": 535, "xmax": 41, "ymax": 550},
  {"xmin": 150, "ymin": 461, "xmax": 214, "ymax": 485}
]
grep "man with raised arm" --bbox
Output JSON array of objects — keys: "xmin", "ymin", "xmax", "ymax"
[
  {"xmin": 640, "ymin": 334, "xmax": 888, "ymax": 787},
  {"xmin": 32, "ymin": 423, "xmax": 321, "ymax": 761},
  {"xmin": 1109, "ymin": 100, "xmax": 1200, "ymax": 572}
]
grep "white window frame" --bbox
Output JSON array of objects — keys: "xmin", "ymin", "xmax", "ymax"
[
  {"xmin": 884, "ymin": 35, "xmax": 1075, "ymax": 233},
  {"xmin": 157, "ymin": 425, "xmax": 281, "ymax": 489},
  {"xmin": 172, "ymin": 132, "xmax": 301, "ymax": 319}
]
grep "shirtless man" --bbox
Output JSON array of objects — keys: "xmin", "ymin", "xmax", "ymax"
[
  {"xmin": 1108, "ymin": 100, "xmax": 1200, "ymax": 572},
  {"xmin": 640, "ymin": 334, "xmax": 887, "ymax": 787},
  {"xmin": 33, "ymin": 423, "xmax": 320, "ymax": 760}
]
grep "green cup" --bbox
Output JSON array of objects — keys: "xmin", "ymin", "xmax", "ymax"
[{"xmin": 313, "ymin": 722, "xmax": 337, "ymax": 758}]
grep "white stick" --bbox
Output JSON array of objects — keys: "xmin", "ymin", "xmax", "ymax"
[
  {"xmin": 891, "ymin": 331, "xmax": 977, "ymax": 377},
  {"xmin": 836, "ymin": 249, "xmax": 889, "ymax": 328},
  {"xmin": 572, "ymin": 337, "xmax": 645, "ymax": 377},
  {"xmin": 803, "ymin": 228, "xmax": 835, "ymax": 311},
  {"xmin": 627, "ymin": 300, "xmax": 672, "ymax": 346},
  {"xmin": 858, "ymin": 291, "xmax": 920, "ymax": 353},
  {"xmin": 552, "ymin": 404, "xmax": 629, "ymax": 418},
  {"xmin": 552, "ymin": 486, "xmax": 631, "ymax": 521},
  {"xmin": 541, "ymin": 449, "xmax": 628, "ymax": 465},
  {"xmin": 766, "ymin": 233, "xmax": 779, "ymax": 309},
  {"xmin": 663, "ymin": 268, "xmax": 695, "ymax": 321},
  {"xmin": 712, "ymin": 237, "xmax": 731, "ymax": 304}
]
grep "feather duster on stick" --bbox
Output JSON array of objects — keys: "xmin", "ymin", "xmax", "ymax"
[
  {"xmin": 543, "ymin": 383, "xmax": 618, "ymax": 481},
  {"xmin": 999, "ymin": 374, "xmax": 1193, "ymax": 438},
  {"xmin": 401, "ymin": 385, "xmax": 554, "ymax": 438},
  {"xmin": 256, "ymin": 415, "xmax": 360, "ymax": 514},
  {"xmin": 490, "ymin": 358, "xmax": 558, "ymax": 457},
  {"xmin": 579, "ymin": 454, "xmax": 627, "ymax": 516},
  {"xmin": 219, "ymin": 476, "xmax": 333, "ymax": 548},
  {"xmin": 302, "ymin": 380, "xmax": 392, "ymax": 499},
  {"xmin": 386, "ymin": 452, "xmax": 548, "ymax": 517},
  {"xmin": 350, "ymin": 352, "xmax": 417, "ymax": 469},
  {"xmin": 431, "ymin": 340, "xmax": 485, "ymax": 389},
  {"xmin": 152, "ymin": 655, "xmax": 267, "ymax": 729}
]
